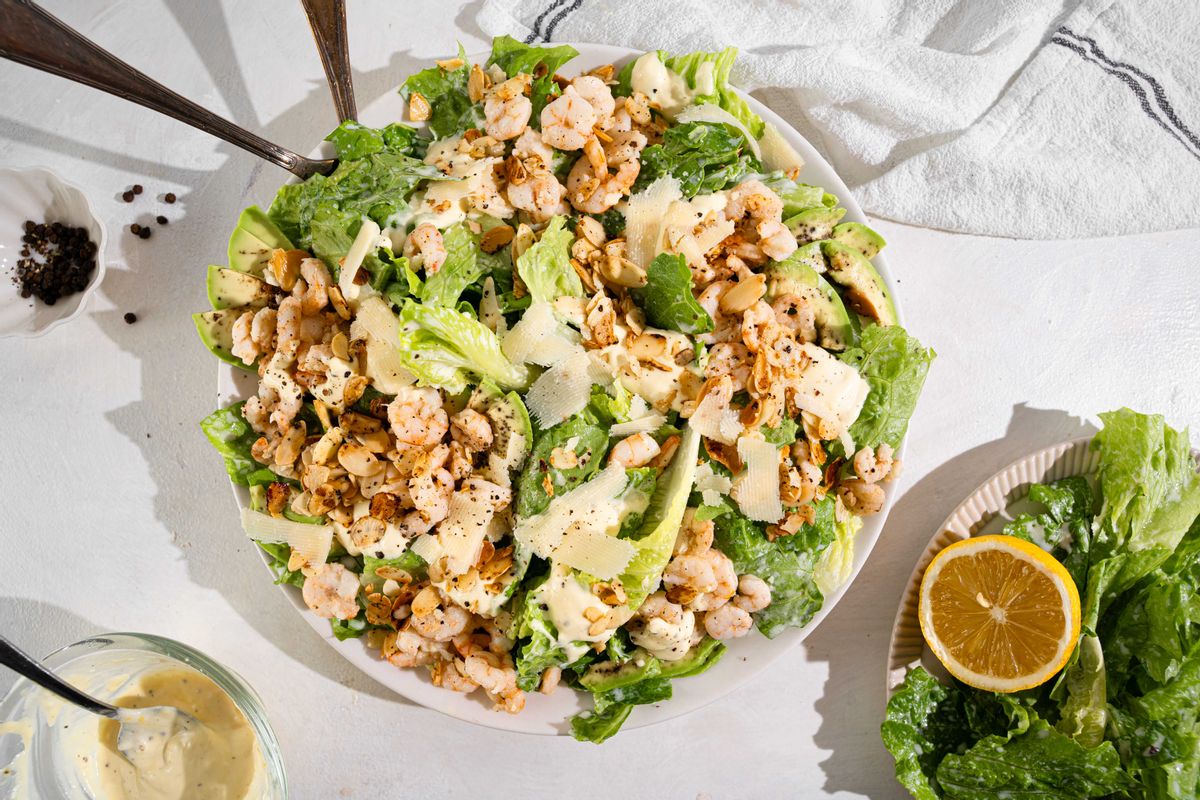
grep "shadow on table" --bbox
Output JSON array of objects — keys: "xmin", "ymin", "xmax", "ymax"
[
  {"xmin": 806, "ymin": 403, "xmax": 1096, "ymax": 797},
  {"xmin": 0, "ymin": 597, "xmax": 99, "ymax": 696},
  {"xmin": 14, "ymin": 7, "xmax": 433, "ymax": 704}
]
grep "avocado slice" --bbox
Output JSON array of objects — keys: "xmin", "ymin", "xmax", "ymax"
[
  {"xmin": 469, "ymin": 383, "xmax": 533, "ymax": 484},
  {"xmin": 227, "ymin": 206, "xmax": 292, "ymax": 276},
  {"xmin": 821, "ymin": 240, "xmax": 897, "ymax": 326},
  {"xmin": 831, "ymin": 221, "xmax": 886, "ymax": 259},
  {"xmin": 659, "ymin": 636, "xmax": 725, "ymax": 679},
  {"xmin": 193, "ymin": 308, "xmax": 253, "ymax": 370},
  {"xmin": 785, "ymin": 205, "xmax": 846, "ymax": 243},
  {"xmin": 579, "ymin": 651, "xmax": 663, "ymax": 692},
  {"xmin": 206, "ymin": 266, "xmax": 273, "ymax": 310},
  {"xmin": 765, "ymin": 244, "xmax": 854, "ymax": 351}
]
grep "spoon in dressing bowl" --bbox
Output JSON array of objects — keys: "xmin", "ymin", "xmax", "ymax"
[
  {"xmin": 301, "ymin": 0, "xmax": 358, "ymax": 123},
  {"xmin": 0, "ymin": 634, "xmax": 208, "ymax": 767},
  {"xmin": 0, "ymin": 0, "xmax": 338, "ymax": 180}
]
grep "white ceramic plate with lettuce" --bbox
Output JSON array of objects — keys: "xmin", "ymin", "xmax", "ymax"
[{"xmin": 216, "ymin": 43, "xmax": 912, "ymax": 736}]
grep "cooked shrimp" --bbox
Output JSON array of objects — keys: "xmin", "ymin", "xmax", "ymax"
[
  {"xmin": 505, "ymin": 170, "xmax": 568, "ymax": 223},
  {"xmin": 449, "ymin": 407, "xmax": 494, "ymax": 452},
  {"xmin": 772, "ymin": 294, "xmax": 817, "ymax": 342},
  {"xmin": 726, "ymin": 179, "xmax": 784, "ymax": 221},
  {"xmin": 637, "ymin": 591, "xmax": 685, "ymax": 625},
  {"xmin": 386, "ymin": 628, "xmax": 450, "ymax": 668},
  {"xmin": 690, "ymin": 549, "xmax": 738, "ymax": 612},
  {"xmin": 275, "ymin": 296, "xmax": 302, "ymax": 362},
  {"xmin": 540, "ymin": 87, "xmax": 597, "ymax": 150},
  {"xmin": 673, "ymin": 511, "xmax": 715, "ymax": 556},
  {"xmin": 539, "ymin": 665, "xmax": 562, "ymax": 695},
  {"xmin": 566, "ymin": 154, "xmax": 639, "ymax": 214},
  {"xmin": 301, "ymin": 562, "xmax": 360, "ymax": 620},
  {"xmin": 242, "ymin": 389, "xmax": 273, "ymax": 434},
  {"xmin": 838, "ymin": 478, "xmax": 886, "ymax": 516},
  {"xmin": 583, "ymin": 135, "xmax": 608, "ymax": 178},
  {"xmin": 431, "ymin": 658, "xmax": 479, "ymax": 693},
  {"xmin": 404, "ymin": 223, "xmax": 447, "ymax": 275},
  {"xmin": 463, "ymin": 650, "xmax": 525, "ymax": 713},
  {"xmin": 484, "ymin": 74, "xmax": 533, "ymax": 141},
  {"xmin": 756, "ymin": 219, "xmax": 797, "ymax": 261},
  {"xmin": 569, "ymin": 75, "xmax": 615, "ymax": 123},
  {"xmin": 663, "ymin": 553, "xmax": 718, "ymax": 604},
  {"xmin": 512, "ymin": 126, "xmax": 556, "ymax": 169},
  {"xmin": 741, "ymin": 300, "xmax": 779, "ymax": 353},
  {"xmin": 230, "ymin": 310, "xmax": 258, "ymax": 365},
  {"xmin": 703, "ymin": 604, "xmax": 753, "ymax": 639},
  {"xmin": 409, "ymin": 586, "xmax": 473, "ymax": 642},
  {"xmin": 608, "ymin": 432, "xmax": 661, "ymax": 468},
  {"xmin": 299, "ymin": 258, "xmax": 331, "ymax": 315},
  {"xmin": 603, "ymin": 129, "xmax": 648, "ymax": 166},
  {"xmin": 854, "ymin": 444, "xmax": 896, "ymax": 484},
  {"xmin": 388, "ymin": 386, "xmax": 449, "ymax": 447},
  {"xmin": 733, "ymin": 574, "xmax": 772, "ymax": 613},
  {"xmin": 705, "ymin": 342, "xmax": 752, "ymax": 385}
]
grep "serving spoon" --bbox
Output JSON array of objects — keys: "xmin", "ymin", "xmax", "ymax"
[
  {"xmin": 0, "ymin": 0, "xmax": 337, "ymax": 180},
  {"xmin": 301, "ymin": 0, "xmax": 357, "ymax": 123},
  {"xmin": 0, "ymin": 634, "xmax": 204, "ymax": 764}
]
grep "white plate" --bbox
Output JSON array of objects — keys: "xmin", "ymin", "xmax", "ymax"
[
  {"xmin": 0, "ymin": 167, "xmax": 106, "ymax": 338},
  {"xmin": 218, "ymin": 43, "xmax": 909, "ymax": 735}
]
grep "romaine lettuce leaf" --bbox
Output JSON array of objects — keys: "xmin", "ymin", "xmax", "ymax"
[
  {"xmin": 570, "ymin": 677, "xmax": 672, "ymax": 743},
  {"xmin": 882, "ymin": 667, "xmax": 971, "ymax": 800},
  {"xmin": 419, "ymin": 222, "xmax": 488, "ymax": 307},
  {"xmin": 1002, "ymin": 477, "xmax": 1094, "ymax": 588},
  {"xmin": 936, "ymin": 719, "xmax": 1134, "ymax": 799},
  {"xmin": 395, "ymin": 300, "xmax": 531, "ymax": 393},
  {"xmin": 257, "ymin": 541, "xmax": 306, "ymax": 588},
  {"xmin": 487, "ymin": 35, "xmax": 579, "ymax": 120},
  {"xmin": 400, "ymin": 44, "xmax": 483, "ymax": 140},
  {"xmin": 712, "ymin": 508, "xmax": 834, "ymax": 637},
  {"xmin": 630, "ymin": 253, "xmax": 713, "ymax": 335},
  {"xmin": 761, "ymin": 171, "xmax": 838, "ymax": 218},
  {"xmin": 840, "ymin": 324, "xmax": 935, "ymax": 452},
  {"xmin": 325, "ymin": 120, "xmax": 423, "ymax": 160},
  {"xmin": 634, "ymin": 121, "xmax": 761, "ymax": 198},
  {"xmin": 515, "ymin": 411, "xmax": 611, "ymax": 518},
  {"xmin": 660, "ymin": 47, "xmax": 764, "ymax": 139},
  {"xmin": 200, "ymin": 403, "xmax": 275, "ymax": 486},
  {"xmin": 515, "ymin": 215, "xmax": 581, "ymax": 304}
]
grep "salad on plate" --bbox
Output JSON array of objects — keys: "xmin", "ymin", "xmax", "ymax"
[
  {"xmin": 884, "ymin": 408, "xmax": 1200, "ymax": 797},
  {"xmin": 195, "ymin": 37, "xmax": 932, "ymax": 741}
]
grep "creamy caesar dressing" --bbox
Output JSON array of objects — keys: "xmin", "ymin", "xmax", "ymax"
[
  {"xmin": 534, "ymin": 565, "xmax": 624, "ymax": 662},
  {"xmin": 630, "ymin": 612, "xmax": 696, "ymax": 661},
  {"xmin": 0, "ymin": 653, "xmax": 266, "ymax": 800},
  {"xmin": 630, "ymin": 53, "xmax": 711, "ymax": 118}
]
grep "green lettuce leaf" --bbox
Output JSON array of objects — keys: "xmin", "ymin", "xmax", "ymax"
[
  {"xmin": 1002, "ymin": 477, "xmax": 1094, "ymax": 588},
  {"xmin": 634, "ymin": 121, "xmax": 761, "ymax": 198},
  {"xmin": 200, "ymin": 403, "xmax": 275, "ymax": 486},
  {"xmin": 512, "ymin": 584, "xmax": 572, "ymax": 692},
  {"xmin": 840, "ymin": 324, "xmax": 935, "ymax": 452},
  {"xmin": 761, "ymin": 171, "xmax": 838, "ymax": 218},
  {"xmin": 395, "ymin": 300, "xmax": 531, "ymax": 393},
  {"xmin": 515, "ymin": 216, "xmax": 581, "ymax": 304},
  {"xmin": 660, "ymin": 48, "xmax": 764, "ymax": 138},
  {"xmin": 419, "ymin": 222, "xmax": 487, "ymax": 307},
  {"xmin": 882, "ymin": 667, "xmax": 971, "ymax": 800},
  {"xmin": 325, "ymin": 120, "xmax": 423, "ymax": 160},
  {"xmin": 257, "ymin": 542, "xmax": 306, "ymax": 588},
  {"xmin": 713, "ymin": 508, "xmax": 835, "ymax": 637},
  {"xmin": 936, "ymin": 719, "xmax": 1134, "ymax": 799},
  {"xmin": 570, "ymin": 677, "xmax": 672, "ymax": 743},
  {"xmin": 515, "ymin": 411, "xmax": 611, "ymax": 518},
  {"xmin": 487, "ymin": 35, "xmax": 579, "ymax": 120},
  {"xmin": 630, "ymin": 252, "xmax": 713, "ymax": 334},
  {"xmin": 400, "ymin": 44, "xmax": 483, "ymax": 139}
]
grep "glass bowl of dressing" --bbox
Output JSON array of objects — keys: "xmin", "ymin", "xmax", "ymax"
[{"xmin": 0, "ymin": 632, "xmax": 287, "ymax": 799}]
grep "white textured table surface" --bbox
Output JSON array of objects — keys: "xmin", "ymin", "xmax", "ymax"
[{"xmin": 1, "ymin": 2, "xmax": 1198, "ymax": 798}]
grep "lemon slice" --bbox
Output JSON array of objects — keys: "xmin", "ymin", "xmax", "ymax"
[{"xmin": 918, "ymin": 534, "xmax": 1080, "ymax": 693}]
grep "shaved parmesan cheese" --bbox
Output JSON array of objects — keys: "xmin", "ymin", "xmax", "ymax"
[
  {"xmin": 792, "ymin": 343, "xmax": 870, "ymax": 439},
  {"xmin": 502, "ymin": 301, "xmax": 583, "ymax": 367},
  {"xmin": 553, "ymin": 522, "xmax": 636, "ymax": 580},
  {"xmin": 624, "ymin": 176, "xmax": 682, "ymax": 267},
  {"xmin": 351, "ymin": 296, "xmax": 415, "ymax": 394},
  {"xmin": 409, "ymin": 533, "xmax": 441, "ymax": 564},
  {"xmin": 610, "ymin": 412, "xmax": 667, "ymax": 438},
  {"xmin": 694, "ymin": 461, "xmax": 733, "ymax": 507},
  {"xmin": 660, "ymin": 192, "xmax": 733, "ymax": 270},
  {"xmin": 525, "ymin": 350, "xmax": 594, "ymax": 428},
  {"xmin": 676, "ymin": 104, "xmax": 762, "ymax": 159},
  {"xmin": 514, "ymin": 464, "xmax": 628, "ymax": 558},
  {"xmin": 731, "ymin": 435, "xmax": 783, "ymax": 522},
  {"xmin": 438, "ymin": 483, "xmax": 501, "ymax": 574},
  {"xmin": 338, "ymin": 218, "xmax": 387, "ymax": 307},
  {"xmin": 688, "ymin": 388, "xmax": 743, "ymax": 444},
  {"xmin": 758, "ymin": 121, "xmax": 805, "ymax": 173},
  {"xmin": 241, "ymin": 508, "xmax": 333, "ymax": 567},
  {"xmin": 629, "ymin": 395, "xmax": 649, "ymax": 419}
]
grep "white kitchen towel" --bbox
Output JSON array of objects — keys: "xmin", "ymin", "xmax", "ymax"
[{"xmin": 477, "ymin": 0, "xmax": 1200, "ymax": 239}]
